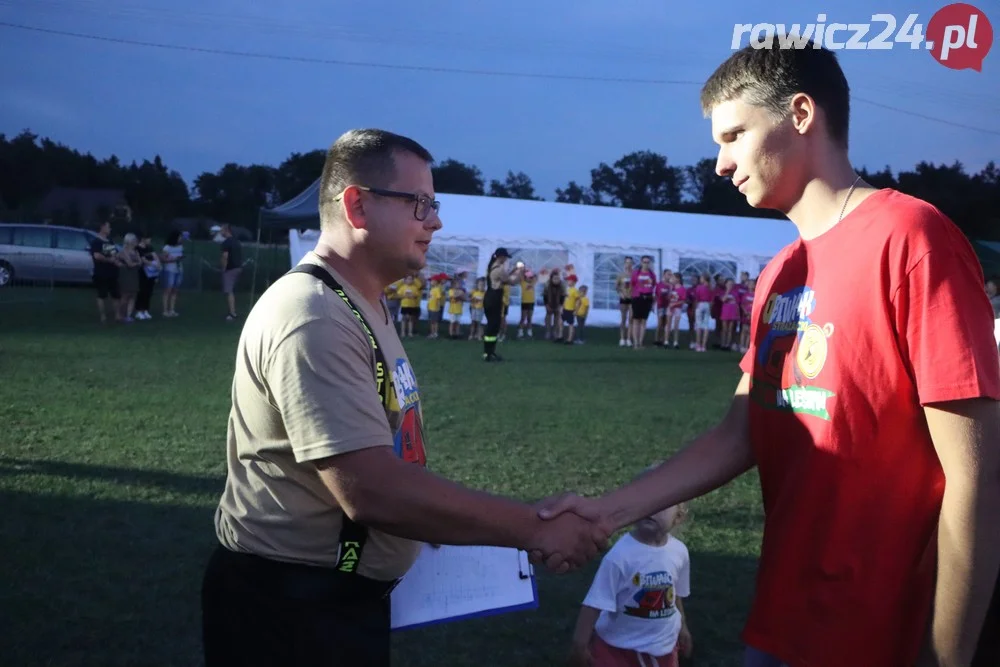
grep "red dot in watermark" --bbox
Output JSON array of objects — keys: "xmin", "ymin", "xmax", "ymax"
[{"xmin": 927, "ymin": 3, "xmax": 993, "ymax": 71}]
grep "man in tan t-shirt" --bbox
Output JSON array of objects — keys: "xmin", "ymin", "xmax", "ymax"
[{"xmin": 200, "ymin": 129, "xmax": 612, "ymax": 667}]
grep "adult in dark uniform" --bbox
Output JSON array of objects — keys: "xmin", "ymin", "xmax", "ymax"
[{"xmin": 483, "ymin": 247, "xmax": 523, "ymax": 362}]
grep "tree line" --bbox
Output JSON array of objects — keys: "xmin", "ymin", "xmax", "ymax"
[{"xmin": 1, "ymin": 129, "xmax": 997, "ymax": 243}]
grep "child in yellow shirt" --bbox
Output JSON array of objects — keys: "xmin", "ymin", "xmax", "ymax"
[
  {"xmin": 397, "ymin": 275, "xmax": 421, "ymax": 338},
  {"xmin": 426, "ymin": 274, "xmax": 446, "ymax": 339},
  {"xmin": 384, "ymin": 280, "xmax": 402, "ymax": 327},
  {"xmin": 575, "ymin": 285, "xmax": 590, "ymax": 344},
  {"xmin": 468, "ymin": 277, "xmax": 486, "ymax": 340},
  {"xmin": 518, "ymin": 271, "xmax": 537, "ymax": 339},
  {"xmin": 560, "ymin": 274, "xmax": 580, "ymax": 344},
  {"xmin": 447, "ymin": 277, "xmax": 467, "ymax": 339}
]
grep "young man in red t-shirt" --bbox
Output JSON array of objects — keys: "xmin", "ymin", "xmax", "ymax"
[{"xmin": 536, "ymin": 40, "xmax": 1000, "ymax": 667}]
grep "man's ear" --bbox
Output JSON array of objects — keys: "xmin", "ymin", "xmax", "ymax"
[
  {"xmin": 340, "ymin": 186, "xmax": 368, "ymax": 230},
  {"xmin": 789, "ymin": 92, "xmax": 817, "ymax": 137}
]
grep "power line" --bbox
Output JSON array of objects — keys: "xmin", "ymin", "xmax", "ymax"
[
  {"xmin": 0, "ymin": 21, "xmax": 703, "ymax": 86},
  {"xmin": 852, "ymin": 96, "xmax": 1000, "ymax": 136},
  {"xmin": 2, "ymin": 20, "xmax": 998, "ymax": 137}
]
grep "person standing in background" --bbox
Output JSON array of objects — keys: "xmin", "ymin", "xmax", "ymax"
[
  {"xmin": 160, "ymin": 230, "xmax": 184, "ymax": 317},
  {"xmin": 483, "ymin": 248, "xmax": 523, "ymax": 361},
  {"xmin": 616, "ymin": 257, "xmax": 634, "ymax": 347},
  {"xmin": 629, "ymin": 255, "xmax": 657, "ymax": 350},
  {"xmin": 90, "ymin": 220, "xmax": 121, "ymax": 324},
  {"xmin": 134, "ymin": 232, "xmax": 160, "ymax": 320},
  {"xmin": 117, "ymin": 233, "xmax": 142, "ymax": 322},
  {"xmin": 219, "ymin": 223, "xmax": 243, "ymax": 320}
]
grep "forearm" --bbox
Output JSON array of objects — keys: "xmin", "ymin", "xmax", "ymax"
[
  {"xmin": 925, "ymin": 476, "xmax": 1000, "ymax": 665},
  {"xmin": 571, "ymin": 605, "xmax": 601, "ymax": 647},
  {"xmin": 604, "ymin": 422, "xmax": 754, "ymax": 530},
  {"xmin": 319, "ymin": 451, "xmax": 539, "ymax": 549}
]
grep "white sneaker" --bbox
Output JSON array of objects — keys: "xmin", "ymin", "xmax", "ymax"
[{"xmin": 619, "ymin": 339, "xmax": 626, "ymax": 347}]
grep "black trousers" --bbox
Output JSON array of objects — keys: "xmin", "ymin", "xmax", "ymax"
[
  {"xmin": 972, "ymin": 577, "xmax": 1000, "ymax": 667},
  {"xmin": 136, "ymin": 273, "xmax": 156, "ymax": 312},
  {"xmin": 201, "ymin": 545, "xmax": 393, "ymax": 667},
  {"xmin": 483, "ymin": 292, "xmax": 503, "ymax": 355}
]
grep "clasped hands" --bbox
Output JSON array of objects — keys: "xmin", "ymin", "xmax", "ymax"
[{"xmin": 527, "ymin": 492, "xmax": 612, "ymax": 573}]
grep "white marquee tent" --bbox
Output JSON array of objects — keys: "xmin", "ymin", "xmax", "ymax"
[{"xmin": 257, "ymin": 178, "xmax": 802, "ymax": 328}]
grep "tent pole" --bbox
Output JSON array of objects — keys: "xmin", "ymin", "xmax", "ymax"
[{"xmin": 250, "ymin": 209, "xmax": 262, "ymax": 304}]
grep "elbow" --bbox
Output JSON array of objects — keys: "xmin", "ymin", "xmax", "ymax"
[
  {"xmin": 316, "ymin": 447, "xmax": 402, "ymax": 527},
  {"xmin": 338, "ymin": 482, "xmax": 377, "ymax": 524},
  {"xmin": 336, "ymin": 475, "xmax": 391, "ymax": 526}
]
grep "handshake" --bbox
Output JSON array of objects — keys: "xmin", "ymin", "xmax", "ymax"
[{"xmin": 524, "ymin": 493, "xmax": 614, "ymax": 573}]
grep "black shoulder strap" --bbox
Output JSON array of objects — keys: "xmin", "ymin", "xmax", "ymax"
[{"xmin": 285, "ymin": 263, "xmax": 391, "ymax": 575}]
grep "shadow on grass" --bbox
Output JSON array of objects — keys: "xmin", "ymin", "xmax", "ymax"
[
  {"xmin": 2, "ymin": 488, "xmax": 217, "ymax": 667},
  {"xmin": 0, "ymin": 457, "xmax": 223, "ymax": 498},
  {"xmin": 2, "ymin": 459, "xmax": 762, "ymax": 667}
]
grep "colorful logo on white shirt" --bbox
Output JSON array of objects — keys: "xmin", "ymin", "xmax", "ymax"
[{"xmin": 624, "ymin": 570, "xmax": 677, "ymax": 619}]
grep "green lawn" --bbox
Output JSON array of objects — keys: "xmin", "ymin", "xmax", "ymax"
[{"xmin": 1, "ymin": 289, "xmax": 764, "ymax": 667}]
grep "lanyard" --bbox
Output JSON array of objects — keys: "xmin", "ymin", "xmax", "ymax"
[{"xmin": 284, "ymin": 263, "xmax": 390, "ymax": 575}]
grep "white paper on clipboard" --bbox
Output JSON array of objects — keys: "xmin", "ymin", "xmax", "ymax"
[{"xmin": 390, "ymin": 544, "xmax": 538, "ymax": 631}]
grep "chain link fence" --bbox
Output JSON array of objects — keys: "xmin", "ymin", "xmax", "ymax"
[
  {"xmin": 0, "ymin": 242, "xmax": 291, "ymax": 307},
  {"xmin": 175, "ymin": 242, "xmax": 289, "ymax": 296}
]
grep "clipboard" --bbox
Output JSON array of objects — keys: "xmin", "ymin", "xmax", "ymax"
[{"xmin": 390, "ymin": 544, "xmax": 539, "ymax": 631}]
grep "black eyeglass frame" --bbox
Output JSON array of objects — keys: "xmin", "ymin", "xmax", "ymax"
[{"xmin": 333, "ymin": 186, "xmax": 441, "ymax": 222}]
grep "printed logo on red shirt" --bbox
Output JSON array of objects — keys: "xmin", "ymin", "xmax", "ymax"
[{"xmin": 754, "ymin": 286, "xmax": 837, "ymax": 420}]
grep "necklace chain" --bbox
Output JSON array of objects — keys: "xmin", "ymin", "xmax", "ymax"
[{"xmin": 839, "ymin": 174, "xmax": 863, "ymax": 223}]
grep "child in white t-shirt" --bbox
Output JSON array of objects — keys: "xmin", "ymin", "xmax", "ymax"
[{"xmin": 568, "ymin": 497, "xmax": 692, "ymax": 667}]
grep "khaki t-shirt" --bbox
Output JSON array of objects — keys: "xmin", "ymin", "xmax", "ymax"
[{"xmin": 214, "ymin": 252, "xmax": 428, "ymax": 581}]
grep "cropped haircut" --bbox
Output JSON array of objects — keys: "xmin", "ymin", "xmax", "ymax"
[
  {"xmin": 318, "ymin": 129, "xmax": 434, "ymax": 229},
  {"xmin": 700, "ymin": 38, "xmax": 851, "ymax": 149}
]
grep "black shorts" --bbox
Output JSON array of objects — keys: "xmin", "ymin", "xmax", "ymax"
[
  {"xmin": 401, "ymin": 307, "xmax": 420, "ymax": 318},
  {"xmin": 619, "ymin": 297, "xmax": 631, "ymax": 305},
  {"xmin": 631, "ymin": 294, "xmax": 653, "ymax": 320},
  {"xmin": 521, "ymin": 303, "xmax": 534, "ymax": 314},
  {"xmin": 502, "ymin": 305, "xmax": 509, "ymax": 318},
  {"xmin": 94, "ymin": 273, "xmax": 120, "ymax": 300},
  {"xmin": 562, "ymin": 309, "xmax": 575, "ymax": 325}
]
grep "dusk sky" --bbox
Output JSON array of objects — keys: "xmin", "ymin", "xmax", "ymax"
[{"xmin": 2, "ymin": 0, "xmax": 998, "ymax": 201}]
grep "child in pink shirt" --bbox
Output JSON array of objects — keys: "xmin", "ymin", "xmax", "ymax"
[
  {"xmin": 692, "ymin": 274, "xmax": 714, "ymax": 352},
  {"xmin": 654, "ymin": 270, "xmax": 672, "ymax": 347},
  {"xmin": 720, "ymin": 278, "xmax": 740, "ymax": 350},
  {"xmin": 666, "ymin": 274, "xmax": 687, "ymax": 349}
]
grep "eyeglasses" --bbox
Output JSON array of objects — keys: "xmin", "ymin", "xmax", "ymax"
[{"xmin": 334, "ymin": 186, "xmax": 441, "ymax": 222}]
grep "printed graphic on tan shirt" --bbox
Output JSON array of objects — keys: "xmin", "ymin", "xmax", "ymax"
[{"xmin": 390, "ymin": 357, "xmax": 426, "ymax": 466}]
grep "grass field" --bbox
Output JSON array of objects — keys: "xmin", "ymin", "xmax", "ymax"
[{"xmin": 1, "ymin": 289, "xmax": 764, "ymax": 667}]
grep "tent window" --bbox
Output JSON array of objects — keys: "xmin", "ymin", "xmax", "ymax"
[
  {"xmin": 592, "ymin": 252, "xmax": 636, "ymax": 310},
  {"xmin": 424, "ymin": 244, "xmax": 480, "ymax": 291},
  {"xmin": 677, "ymin": 256, "xmax": 738, "ymax": 285},
  {"xmin": 508, "ymin": 248, "xmax": 569, "ymax": 306}
]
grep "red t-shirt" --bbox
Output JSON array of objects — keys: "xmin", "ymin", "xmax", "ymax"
[{"xmin": 739, "ymin": 189, "xmax": 1000, "ymax": 667}]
